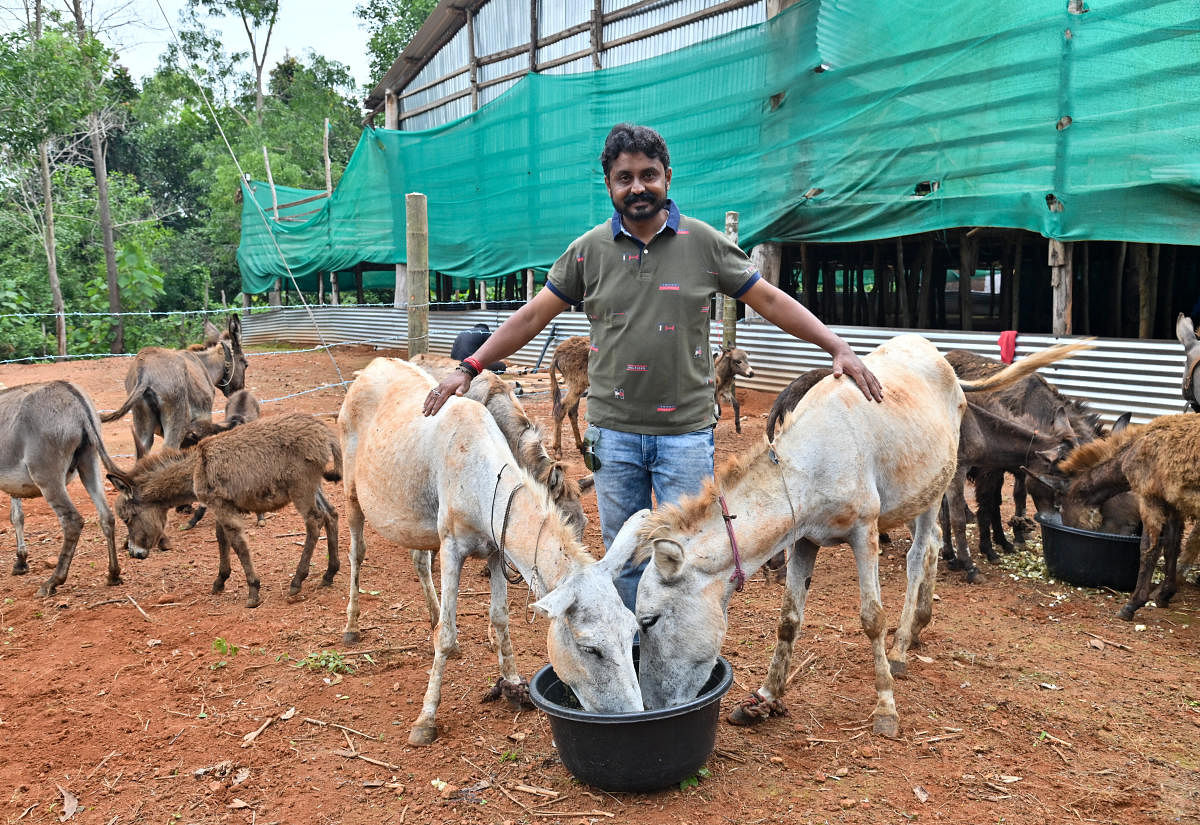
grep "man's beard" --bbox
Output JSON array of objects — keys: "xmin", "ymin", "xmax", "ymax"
[{"xmin": 618, "ymin": 191, "xmax": 665, "ymax": 222}]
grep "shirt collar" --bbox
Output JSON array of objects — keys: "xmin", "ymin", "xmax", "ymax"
[{"xmin": 610, "ymin": 199, "xmax": 680, "ymax": 240}]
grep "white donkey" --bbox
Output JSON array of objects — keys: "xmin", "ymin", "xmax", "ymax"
[
  {"xmin": 338, "ymin": 358, "xmax": 643, "ymax": 746},
  {"xmin": 634, "ymin": 335, "xmax": 1088, "ymax": 737}
]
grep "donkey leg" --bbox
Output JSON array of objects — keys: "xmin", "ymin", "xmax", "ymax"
[
  {"xmin": 35, "ymin": 476, "xmax": 85, "ymax": 597},
  {"xmin": 287, "ymin": 496, "xmax": 323, "ymax": 597},
  {"xmin": 342, "ymin": 495, "xmax": 368, "ymax": 645},
  {"xmin": 1149, "ymin": 512, "xmax": 1184, "ymax": 608},
  {"xmin": 732, "ymin": 393, "xmax": 742, "ymax": 434},
  {"xmin": 482, "ymin": 552, "xmax": 530, "ymax": 708},
  {"xmin": 11, "ymin": 498, "xmax": 28, "ymax": 576},
  {"xmin": 567, "ymin": 402, "xmax": 584, "ymax": 457},
  {"xmin": 890, "ymin": 505, "xmax": 940, "ymax": 676},
  {"xmin": 219, "ymin": 515, "xmax": 262, "ymax": 608},
  {"xmin": 212, "ymin": 524, "xmax": 233, "ymax": 594},
  {"xmin": 316, "ymin": 489, "xmax": 339, "ymax": 586},
  {"xmin": 728, "ymin": 538, "xmax": 817, "ymax": 726},
  {"xmin": 946, "ymin": 470, "xmax": 982, "ymax": 582},
  {"xmin": 412, "ymin": 548, "xmax": 441, "ymax": 625},
  {"xmin": 849, "ymin": 525, "xmax": 900, "ymax": 738},
  {"xmin": 1119, "ymin": 509, "xmax": 1164, "ymax": 621},
  {"xmin": 78, "ymin": 451, "xmax": 120, "ymax": 586},
  {"xmin": 410, "ymin": 541, "xmax": 469, "ymax": 746}
]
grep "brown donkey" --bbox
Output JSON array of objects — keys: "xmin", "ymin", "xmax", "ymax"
[
  {"xmin": 548, "ymin": 335, "xmax": 591, "ymax": 459},
  {"xmin": 108, "ymin": 413, "xmax": 340, "ymax": 608},
  {"xmin": 103, "ymin": 315, "xmax": 247, "ymax": 457}
]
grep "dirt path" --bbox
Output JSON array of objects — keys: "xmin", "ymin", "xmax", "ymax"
[{"xmin": 0, "ymin": 345, "xmax": 1196, "ymax": 825}]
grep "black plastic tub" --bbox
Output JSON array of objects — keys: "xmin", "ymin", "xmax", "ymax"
[
  {"xmin": 528, "ymin": 647, "xmax": 733, "ymax": 792},
  {"xmin": 1036, "ymin": 512, "xmax": 1140, "ymax": 591}
]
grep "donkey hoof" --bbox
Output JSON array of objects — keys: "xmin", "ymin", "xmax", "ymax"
[
  {"xmin": 158, "ymin": 537, "xmax": 172, "ymax": 551},
  {"xmin": 36, "ymin": 582, "xmax": 56, "ymax": 598},
  {"xmin": 965, "ymin": 567, "xmax": 985, "ymax": 584},
  {"xmin": 107, "ymin": 574, "xmax": 123, "ymax": 587},
  {"xmin": 342, "ymin": 630, "xmax": 360, "ymax": 646},
  {"xmin": 12, "ymin": 562, "xmax": 28, "ymax": 576},
  {"xmin": 408, "ymin": 724, "xmax": 438, "ymax": 746},
  {"xmin": 288, "ymin": 583, "xmax": 303, "ymax": 597},
  {"xmin": 944, "ymin": 556, "xmax": 964, "ymax": 570},
  {"xmin": 212, "ymin": 580, "xmax": 226, "ymax": 594},
  {"xmin": 245, "ymin": 589, "xmax": 261, "ymax": 608},
  {"xmin": 1116, "ymin": 605, "xmax": 1137, "ymax": 621},
  {"xmin": 873, "ymin": 714, "xmax": 900, "ymax": 739},
  {"xmin": 888, "ymin": 658, "xmax": 908, "ymax": 679}
]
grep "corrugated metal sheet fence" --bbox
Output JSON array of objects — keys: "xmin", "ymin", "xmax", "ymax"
[{"xmin": 243, "ymin": 306, "xmax": 1188, "ymax": 424}]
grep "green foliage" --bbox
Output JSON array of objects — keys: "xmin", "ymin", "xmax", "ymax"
[
  {"xmin": 679, "ymin": 767, "xmax": 711, "ymax": 790},
  {"xmin": 210, "ymin": 637, "xmax": 239, "ymax": 669},
  {"xmin": 294, "ymin": 649, "xmax": 356, "ymax": 674},
  {"xmin": 354, "ymin": 0, "xmax": 437, "ymax": 81}
]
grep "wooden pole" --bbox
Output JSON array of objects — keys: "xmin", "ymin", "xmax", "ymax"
[
  {"xmin": 801, "ymin": 242, "xmax": 817, "ymax": 312},
  {"xmin": 918, "ymin": 235, "xmax": 933, "ymax": 328},
  {"xmin": 406, "ymin": 193, "xmax": 430, "ymax": 356},
  {"xmin": 1049, "ymin": 238, "xmax": 1073, "ymax": 336},
  {"xmin": 590, "ymin": 0, "xmax": 603, "ymax": 69},
  {"xmin": 317, "ymin": 273, "xmax": 325, "ymax": 304},
  {"xmin": 466, "ymin": 11, "xmax": 479, "ymax": 110},
  {"xmin": 1078, "ymin": 241, "xmax": 1090, "ymax": 334},
  {"xmin": 331, "ymin": 272, "xmax": 340, "ymax": 305},
  {"xmin": 385, "ymin": 90, "xmax": 406, "ymax": 308},
  {"xmin": 323, "ymin": 118, "xmax": 332, "ymax": 194},
  {"xmin": 958, "ymin": 232, "xmax": 976, "ymax": 331},
  {"xmin": 526, "ymin": 268, "xmax": 534, "ymax": 301},
  {"xmin": 895, "ymin": 237, "xmax": 909, "ymax": 326},
  {"xmin": 722, "ymin": 212, "xmax": 739, "ymax": 348},
  {"xmin": 1011, "ymin": 233, "xmax": 1024, "ymax": 330},
  {"xmin": 262, "ymin": 146, "xmax": 278, "ymax": 219},
  {"xmin": 1113, "ymin": 241, "xmax": 1127, "ymax": 336}
]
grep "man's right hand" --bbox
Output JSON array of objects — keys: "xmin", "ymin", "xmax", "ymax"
[{"xmin": 423, "ymin": 371, "xmax": 471, "ymax": 416}]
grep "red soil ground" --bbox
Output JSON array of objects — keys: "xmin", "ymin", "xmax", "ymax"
[{"xmin": 0, "ymin": 344, "xmax": 1197, "ymax": 825}]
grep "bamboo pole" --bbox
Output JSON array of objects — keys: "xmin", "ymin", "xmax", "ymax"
[
  {"xmin": 262, "ymin": 146, "xmax": 278, "ymax": 219},
  {"xmin": 406, "ymin": 193, "xmax": 430, "ymax": 356},
  {"xmin": 722, "ymin": 212, "xmax": 739, "ymax": 348},
  {"xmin": 895, "ymin": 237, "xmax": 909, "ymax": 326}
]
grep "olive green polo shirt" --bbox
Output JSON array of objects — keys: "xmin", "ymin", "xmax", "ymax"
[{"xmin": 546, "ymin": 201, "xmax": 760, "ymax": 435}]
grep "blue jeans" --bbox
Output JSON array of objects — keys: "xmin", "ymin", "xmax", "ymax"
[{"xmin": 586, "ymin": 425, "xmax": 715, "ymax": 611}]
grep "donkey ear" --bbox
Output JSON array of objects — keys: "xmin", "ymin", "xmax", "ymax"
[
  {"xmin": 651, "ymin": 537, "xmax": 686, "ymax": 581},
  {"xmin": 1024, "ymin": 463, "xmax": 1068, "ymax": 494},
  {"xmin": 107, "ymin": 472, "xmax": 133, "ymax": 495},
  {"xmin": 202, "ymin": 320, "xmax": 221, "ymax": 346},
  {"xmin": 1176, "ymin": 313, "xmax": 1197, "ymax": 348},
  {"xmin": 577, "ymin": 474, "xmax": 595, "ymax": 491},
  {"xmin": 531, "ymin": 584, "xmax": 576, "ymax": 619},
  {"xmin": 1110, "ymin": 411, "xmax": 1132, "ymax": 434},
  {"xmin": 599, "ymin": 509, "xmax": 651, "ymax": 578},
  {"xmin": 227, "ymin": 314, "xmax": 242, "ymax": 344}
]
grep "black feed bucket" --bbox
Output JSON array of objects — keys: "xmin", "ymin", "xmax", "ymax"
[
  {"xmin": 528, "ymin": 646, "xmax": 733, "ymax": 792},
  {"xmin": 1036, "ymin": 512, "xmax": 1140, "ymax": 591}
]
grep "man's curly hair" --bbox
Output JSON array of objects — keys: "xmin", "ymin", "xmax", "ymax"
[{"xmin": 600, "ymin": 123, "xmax": 670, "ymax": 176}]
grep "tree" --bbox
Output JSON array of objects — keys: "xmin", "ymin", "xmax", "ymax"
[
  {"xmin": 0, "ymin": 6, "xmax": 104, "ymax": 355},
  {"xmin": 188, "ymin": 0, "xmax": 278, "ymax": 124},
  {"xmin": 354, "ymin": 0, "xmax": 436, "ymax": 82}
]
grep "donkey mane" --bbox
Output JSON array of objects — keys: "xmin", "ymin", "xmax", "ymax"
[
  {"xmin": 128, "ymin": 446, "xmax": 189, "ymax": 476},
  {"xmin": 1059, "ymin": 423, "xmax": 1145, "ymax": 474},
  {"xmin": 635, "ymin": 437, "xmax": 772, "ymax": 558}
]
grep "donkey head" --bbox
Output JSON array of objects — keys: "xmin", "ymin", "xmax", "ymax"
[
  {"xmin": 107, "ymin": 473, "xmax": 169, "ymax": 560},
  {"xmin": 720, "ymin": 346, "xmax": 755, "ymax": 379},
  {"xmin": 218, "ymin": 314, "xmax": 248, "ymax": 396},
  {"xmin": 530, "ymin": 510, "xmax": 648, "ymax": 714},
  {"xmin": 634, "ymin": 525, "xmax": 730, "ymax": 710}
]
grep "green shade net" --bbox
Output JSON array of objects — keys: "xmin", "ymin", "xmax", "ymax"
[{"xmin": 238, "ymin": 0, "xmax": 1200, "ymax": 294}]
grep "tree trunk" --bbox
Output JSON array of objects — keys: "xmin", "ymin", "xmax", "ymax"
[
  {"xmin": 89, "ymin": 113, "xmax": 123, "ymax": 352},
  {"xmin": 1113, "ymin": 241, "xmax": 1127, "ymax": 336},
  {"xmin": 39, "ymin": 141, "xmax": 66, "ymax": 356},
  {"xmin": 1134, "ymin": 243, "xmax": 1153, "ymax": 338}
]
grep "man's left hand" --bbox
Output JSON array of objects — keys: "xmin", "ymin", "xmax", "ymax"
[{"xmin": 832, "ymin": 350, "xmax": 884, "ymax": 402}]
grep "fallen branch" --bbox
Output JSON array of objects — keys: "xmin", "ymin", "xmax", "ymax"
[
  {"xmin": 1082, "ymin": 631, "xmax": 1131, "ymax": 651},
  {"xmin": 303, "ymin": 717, "xmax": 378, "ymax": 740},
  {"xmin": 916, "ymin": 732, "xmax": 964, "ymax": 744},
  {"xmin": 531, "ymin": 810, "xmax": 613, "ymax": 818},
  {"xmin": 126, "ymin": 594, "xmax": 153, "ymax": 623},
  {"xmin": 86, "ymin": 750, "xmax": 120, "ymax": 779},
  {"xmin": 512, "ymin": 783, "xmax": 559, "ymax": 798},
  {"xmin": 1039, "ymin": 731, "xmax": 1075, "ymax": 749},
  {"xmin": 332, "ymin": 747, "xmax": 401, "ymax": 771},
  {"xmin": 241, "ymin": 717, "xmax": 274, "ymax": 747}
]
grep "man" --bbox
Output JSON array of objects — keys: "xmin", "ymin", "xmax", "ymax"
[{"xmin": 424, "ymin": 123, "xmax": 883, "ymax": 610}]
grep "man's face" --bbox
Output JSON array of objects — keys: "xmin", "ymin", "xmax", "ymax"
[{"xmin": 605, "ymin": 152, "xmax": 671, "ymax": 224}]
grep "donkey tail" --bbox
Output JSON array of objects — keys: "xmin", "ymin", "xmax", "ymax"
[
  {"xmin": 63, "ymin": 381, "xmax": 125, "ymax": 476},
  {"xmin": 99, "ymin": 383, "xmax": 145, "ymax": 422},
  {"xmin": 959, "ymin": 339, "xmax": 1093, "ymax": 394},
  {"xmin": 324, "ymin": 435, "xmax": 343, "ymax": 483}
]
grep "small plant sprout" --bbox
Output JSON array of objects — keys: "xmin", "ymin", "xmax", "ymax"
[
  {"xmin": 294, "ymin": 649, "xmax": 356, "ymax": 674},
  {"xmin": 679, "ymin": 766, "xmax": 711, "ymax": 790}
]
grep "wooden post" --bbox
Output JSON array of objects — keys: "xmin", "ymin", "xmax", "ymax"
[
  {"xmin": 317, "ymin": 273, "xmax": 325, "ymax": 304},
  {"xmin": 723, "ymin": 212, "xmax": 739, "ymax": 348},
  {"xmin": 356, "ymin": 268, "xmax": 364, "ymax": 304},
  {"xmin": 1011, "ymin": 233, "xmax": 1024, "ymax": 330},
  {"xmin": 529, "ymin": 0, "xmax": 538, "ymax": 73},
  {"xmin": 1078, "ymin": 242, "xmax": 1090, "ymax": 334},
  {"xmin": 323, "ymin": 118, "xmax": 332, "ymax": 194},
  {"xmin": 959, "ymin": 231, "xmax": 977, "ymax": 331},
  {"xmin": 466, "ymin": 11, "xmax": 479, "ymax": 111},
  {"xmin": 590, "ymin": 0, "xmax": 603, "ymax": 69},
  {"xmin": 406, "ymin": 193, "xmax": 430, "ymax": 356},
  {"xmin": 386, "ymin": 90, "xmax": 406, "ymax": 309},
  {"xmin": 1113, "ymin": 241, "xmax": 1127, "ymax": 336},
  {"xmin": 1134, "ymin": 242, "xmax": 1154, "ymax": 338},
  {"xmin": 895, "ymin": 237, "xmax": 909, "ymax": 326},
  {"xmin": 918, "ymin": 235, "xmax": 933, "ymax": 328},
  {"xmin": 1049, "ymin": 238, "xmax": 1073, "ymax": 336},
  {"xmin": 331, "ymin": 271, "xmax": 340, "ymax": 305},
  {"xmin": 479, "ymin": 279, "xmax": 488, "ymax": 310},
  {"xmin": 801, "ymin": 242, "xmax": 817, "ymax": 312},
  {"xmin": 747, "ymin": 242, "xmax": 780, "ymax": 321},
  {"xmin": 526, "ymin": 268, "xmax": 534, "ymax": 301},
  {"xmin": 872, "ymin": 243, "xmax": 885, "ymax": 325}
]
